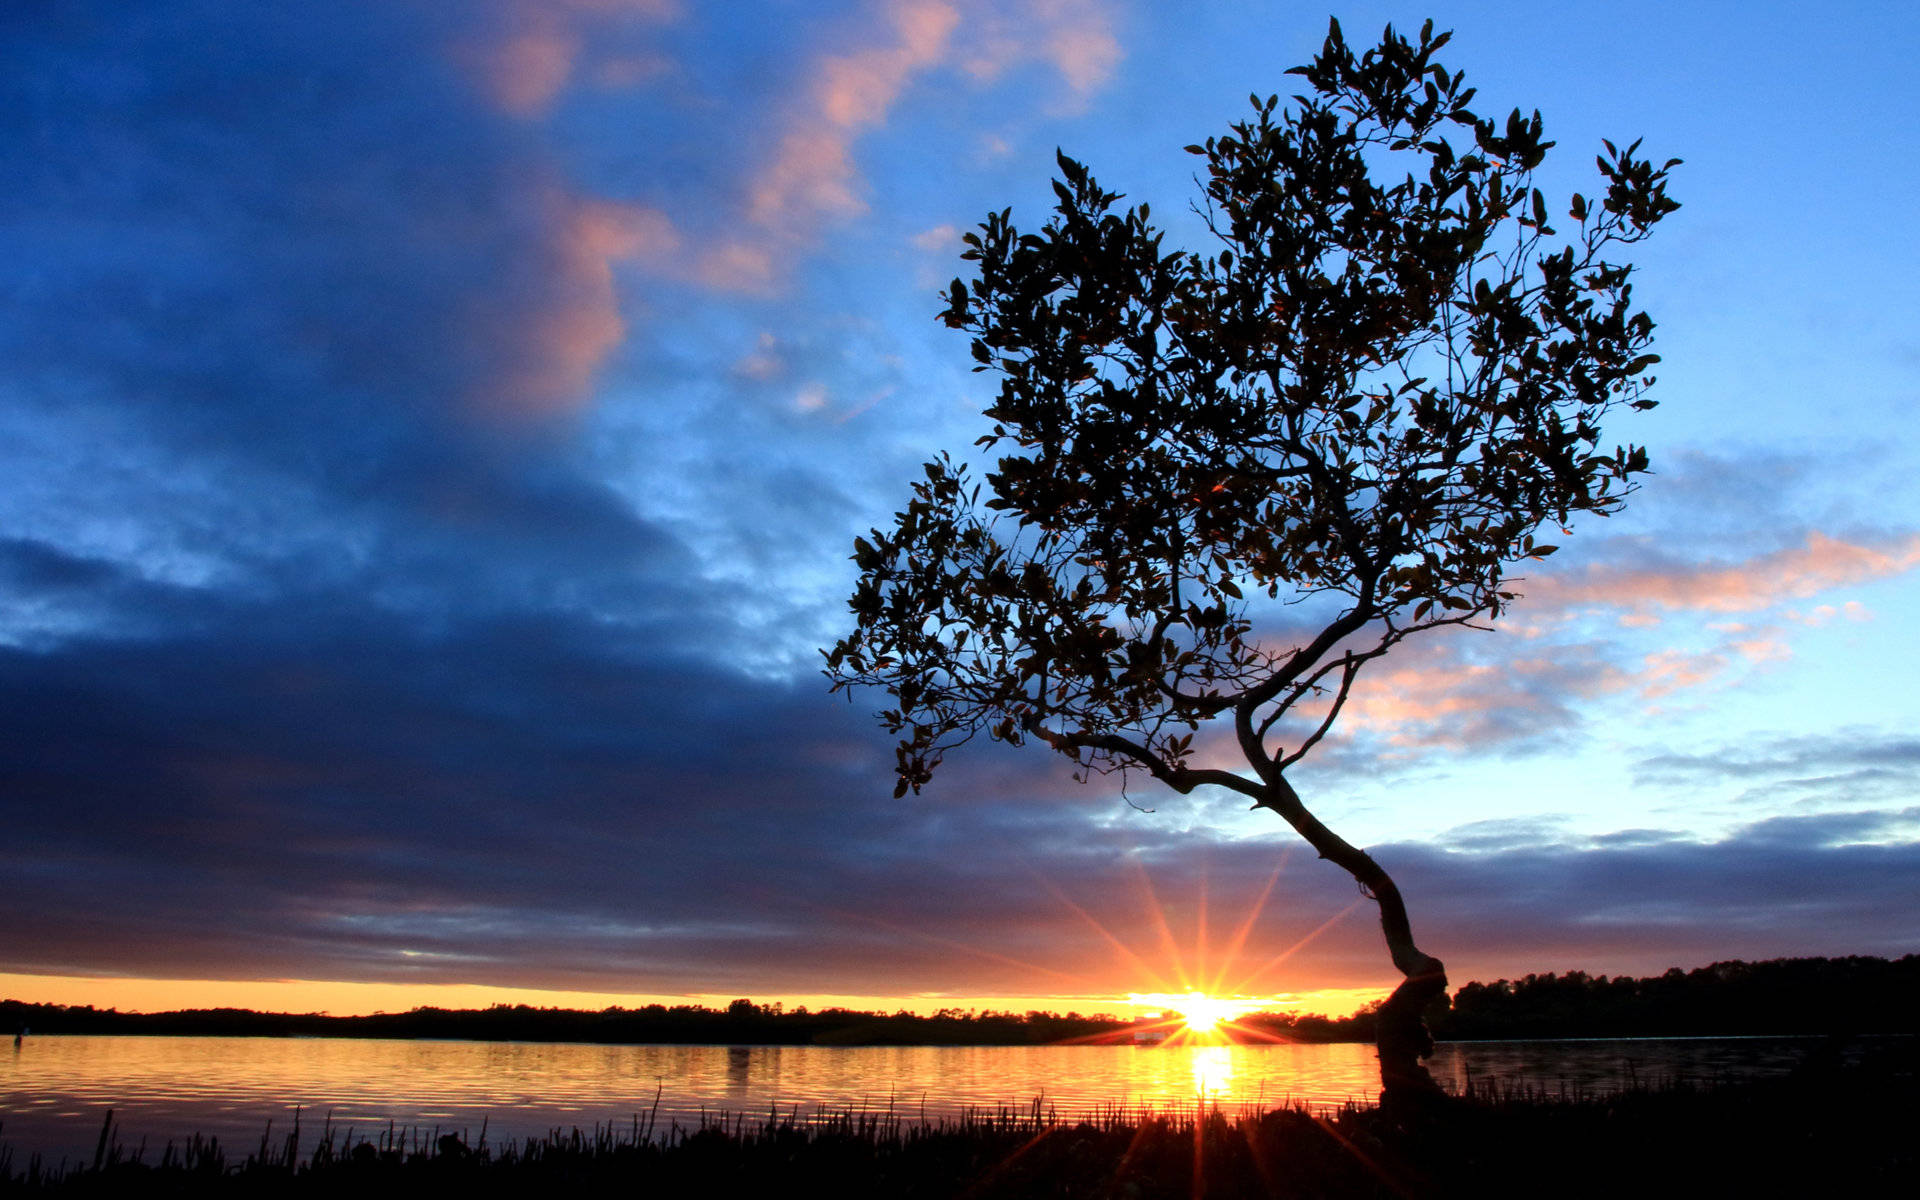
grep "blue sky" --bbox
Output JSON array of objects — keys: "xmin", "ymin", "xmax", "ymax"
[{"xmin": 2, "ymin": 0, "xmax": 1916, "ymax": 1016}]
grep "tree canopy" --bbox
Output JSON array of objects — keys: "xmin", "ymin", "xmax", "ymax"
[
  {"xmin": 829, "ymin": 20, "xmax": 1676, "ymax": 800},
  {"xmin": 827, "ymin": 18, "xmax": 1677, "ymax": 1098}
]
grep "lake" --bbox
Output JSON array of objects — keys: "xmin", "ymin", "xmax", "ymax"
[{"xmin": 0, "ymin": 1034, "xmax": 1858, "ymax": 1168}]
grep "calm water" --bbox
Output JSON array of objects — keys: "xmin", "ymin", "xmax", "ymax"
[{"xmin": 0, "ymin": 1034, "xmax": 1852, "ymax": 1167}]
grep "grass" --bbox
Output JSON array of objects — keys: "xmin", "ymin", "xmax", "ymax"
[{"xmin": 4, "ymin": 1059, "xmax": 1914, "ymax": 1198}]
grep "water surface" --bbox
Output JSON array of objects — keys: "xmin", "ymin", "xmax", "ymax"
[{"xmin": 0, "ymin": 1034, "xmax": 1852, "ymax": 1167}]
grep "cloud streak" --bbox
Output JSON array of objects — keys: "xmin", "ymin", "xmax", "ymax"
[
  {"xmin": 1525, "ymin": 532, "xmax": 1920, "ymax": 622},
  {"xmin": 1321, "ymin": 514, "xmax": 1920, "ymax": 756},
  {"xmin": 708, "ymin": 0, "xmax": 1122, "ymax": 290}
]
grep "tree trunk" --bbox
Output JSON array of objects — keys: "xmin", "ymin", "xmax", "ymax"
[{"xmin": 1259, "ymin": 776, "xmax": 1447, "ymax": 1106}]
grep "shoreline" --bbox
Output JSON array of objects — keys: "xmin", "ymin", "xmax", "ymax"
[{"xmin": 10, "ymin": 1027, "xmax": 1911, "ymax": 1049}]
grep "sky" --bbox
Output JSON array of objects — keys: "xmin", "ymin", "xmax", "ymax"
[{"xmin": 2, "ymin": 0, "xmax": 1917, "ymax": 1020}]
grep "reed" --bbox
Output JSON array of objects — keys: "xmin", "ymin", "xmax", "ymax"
[{"xmin": 4, "ymin": 1067, "xmax": 1913, "ymax": 1198}]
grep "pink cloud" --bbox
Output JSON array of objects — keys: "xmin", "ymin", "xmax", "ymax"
[
  {"xmin": 748, "ymin": 1, "xmax": 959, "ymax": 240},
  {"xmin": 719, "ymin": 0, "xmax": 1122, "ymax": 290},
  {"xmin": 751, "ymin": 129, "xmax": 867, "ymax": 228},
  {"xmin": 819, "ymin": 1, "xmax": 961, "ymax": 127},
  {"xmin": 472, "ymin": 194, "xmax": 680, "ymax": 421},
  {"xmin": 1317, "ymin": 613, "xmax": 1797, "ymax": 751},
  {"xmin": 1785, "ymin": 600, "xmax": 1872, "ymax": 626},
  {"xmin": 1334, "ymin": 648, "xmax": 1629, "ymax": 751},
  {"xmin": 465, "ymin": 28, "xmax": 580, "ymax": 117},
  {"xmin": 694, "ymin": 241, "xmax": 779, "ymax": 294},
  {"xmin": 1152, "ymin": 531, "xmax": 1912, "ymax": 764},
  {"xmin": 454, "ymin": 0, "xmax": 679, "ymax": 118},
  {"xmin": 911, "ymin": 223, "xmax": 962, "ymax": 252},
  {"xmin": 1730, "ymin": 633, "xmax": 1791, "ymax": 664},
  {"xmin": 1637, "ymin": 647, "xmax": 1729, "ymax": 701},
  {"xmin": 572, "ymin": 198, "xmax": 680, "ymax": 261},
  {"xmin": 1044, "ymin": 13, "xmax": 1121, "ymax": 94},
  {"xmin": 1527, "ymin": 532, "xmax": 1920, "ymax": 618},
  {"xmin": 960, "ymin": 0, "xmax": 1119, "ymax": 101}
]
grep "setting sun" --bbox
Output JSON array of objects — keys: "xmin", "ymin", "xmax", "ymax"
[
  {"xmin": 1178, "ymin": 992, "xmax": 1237, "ymax": 1034},
  {"xmin": 1128, "ymin": 991, "xmax": 1255, "ymax": 1041}
]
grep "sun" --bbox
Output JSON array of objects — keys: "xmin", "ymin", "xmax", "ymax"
[
  {"xmin": 1128, "ymin": 990, "xmax": 1251, "ymax": 1036},
  {"xmin": 1177, "ymin": 991, "xmax": 1238, "ymax": 1035},
  {"xmin": 1125, "ymin": 990, "xmax": 1254, "ymax": 1042}
]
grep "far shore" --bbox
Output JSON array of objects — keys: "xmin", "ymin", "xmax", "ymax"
[{"xmin": 8, "ymin": 954, "xmax": 1918, "ymax": 1047}]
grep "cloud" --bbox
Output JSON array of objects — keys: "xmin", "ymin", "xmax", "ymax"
[
  {"xmin": 452, "ymin": 0, "xmax": 680, "ymax": 118},
  {"xmin": 1036, "ymin": 2, "xmax": 1122, "ymax": 95},
  {"xmin": 1309, "ymin": 519, "xmax": 1917, "ymax": 756},
  {"xmin": 747, "ymin": 1, "xmax": 961, "ymax": 241},
  {"xmin": 0, "ymin": 2, "xmax": 682, "ymax": 442},
  {"xmin": 819, "ymin": 1, "xmax": 960, "ymax": 127},
  {"xmin": 1391, "ymin": 810, "xmax": 1920, "ymax": 982},
  {"xmin": 958, "ymin": 0, "xmax": 1120, "ymax": 101},
  {"xmin": 1784, "ymin": 600, "xmax": 1871, "ymax": 626},
  {"xmin": 459, "ymin": 26, "xmax": 580, "ymax": 117},
  {"xmin": 911, "ymin": 223, "xmax": 962, "ymax": 252},
  {"xmin": 7, "ymin": 617, "xmax": 1914, "ymax": 1001},
  {"xmin": 0, "ymin": 0, "xmax": 719, "ymax": 648},
  {"xmin": 752, "ymin": 128, "xmax": 871, "ymax": 229},
  {"xmin": 719, "ymin": 0, "xmax": 1123, "ymax": 287},
  {"xmin": 1337, "ymin": 644, "xmax": 1628, "ymax": 752},
  {"xmin": 1631, "ymin": 730, "xmax": 1920, "ymax": 816},
  {"xmin": 1525, "ymin": 532, "xmax": 1920, "ymax": 620},
  {"xmin": 483, "ymin": 193, "xmax": 682, "ymax": 420}
]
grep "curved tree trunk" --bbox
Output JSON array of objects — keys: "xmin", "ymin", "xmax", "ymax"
[{"xmin": 1259, "ymin": 776, "xmax": 1447, "ymax": 1106}]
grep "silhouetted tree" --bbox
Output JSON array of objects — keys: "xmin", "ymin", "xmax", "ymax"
[{"xmin": 827, "ymin": 19, "xmax": 1678, "ymax": 1102}]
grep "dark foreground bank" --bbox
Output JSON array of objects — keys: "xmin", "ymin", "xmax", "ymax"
[{"xmin": 5, "ymin": 1051, "xmax": 1914, "ymax": 1200}]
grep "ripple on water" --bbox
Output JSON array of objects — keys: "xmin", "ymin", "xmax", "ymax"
[{"xmin": 2, "ymin": 1034, "xmax": 1879, "ymax": 1166}]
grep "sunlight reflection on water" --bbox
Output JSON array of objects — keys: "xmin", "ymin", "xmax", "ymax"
[
  {"xmin": 0, "ymin": 1034, "xmax": 1863, "ymax": 1167},
  {"xmin": 1188, "ymin": 1045, "xmax": 1233, "ymax": 1099}
]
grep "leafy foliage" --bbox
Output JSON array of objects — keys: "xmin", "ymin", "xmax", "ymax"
[{"xmin": 828, "ymin": 20, "xmax": 1678, "ymax": 800}]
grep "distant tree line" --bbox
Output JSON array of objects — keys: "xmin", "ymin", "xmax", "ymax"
[
  {"xmin": 1438, "ymin": 955, "xmax": 1920, "ymax": 1039},
  {"xmin": 7, "ymin": 957, "xmax": 1916, "ymax": 1046},
  {"xmin": 0, "ymin": 996, "xmax": 1131, "ymax": 1046},
  {"xmin": 1243, "ymin": 955, "xmax": 1920, "ymax": 1042}
]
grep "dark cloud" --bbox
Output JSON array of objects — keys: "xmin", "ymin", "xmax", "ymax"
[
  {"xmin": 1635, "ymin": 731, "xmax": 1920, "ymax": 785},
  {"xmin": 1632, "ymin": 731, "xmax": 1920, "ymax": 817},
  {"xmin": 0, "ymin": 1, "xmax": 917, "ymax": 999},
  {"xmin": 1374, "ymin": 811, "xmax": 1920, "ymax": 985},
  {"xmin": 0, "ymin": 3, "xmax": 685, "ymax": 590},
  {"xmin": 6, "ymin": 587, "xmax": 1917, "ymax": 1000}
]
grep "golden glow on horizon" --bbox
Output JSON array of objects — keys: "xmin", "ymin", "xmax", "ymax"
[
  {"xmin": 0, "ymin": 847, "xmax": 1391, "ymax": 1021},
  {"xmin": 0, "ymin": 973, "xmax": 1392, "ymax": 1020}
]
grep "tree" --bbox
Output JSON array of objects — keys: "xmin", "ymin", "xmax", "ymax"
[{"xmin": 826, "ymin": 19, "xmax": 1678, "ymax": 1102}]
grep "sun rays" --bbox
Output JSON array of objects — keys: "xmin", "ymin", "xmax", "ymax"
[
  {"xmin": 811, "ymin": 836, "xmax": 1375, "ymax": 1035},
  {"xmin": 1087, "ymin": 851, "xmax": 1374, "ymax": 1046}
]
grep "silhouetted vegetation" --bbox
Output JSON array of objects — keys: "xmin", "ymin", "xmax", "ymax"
[
  {"xmin": 1435, "ymin": 954, "xmax": 1920, "ymax": 1039},
  {"xmin": 1240, "ymin": 955, "xmax": 1920, "ymax": 1043},
  {"xmin": 0, "ymin": 997, "xmax": 1130, "ymax": 1046},
  {"xmin": 7, "ymin": 956, "xmax": 1916, "ymax": 1049},
  {"xmin": 4, "ymin": 1046, "xmax": 1914, "ymax": 1197}
]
